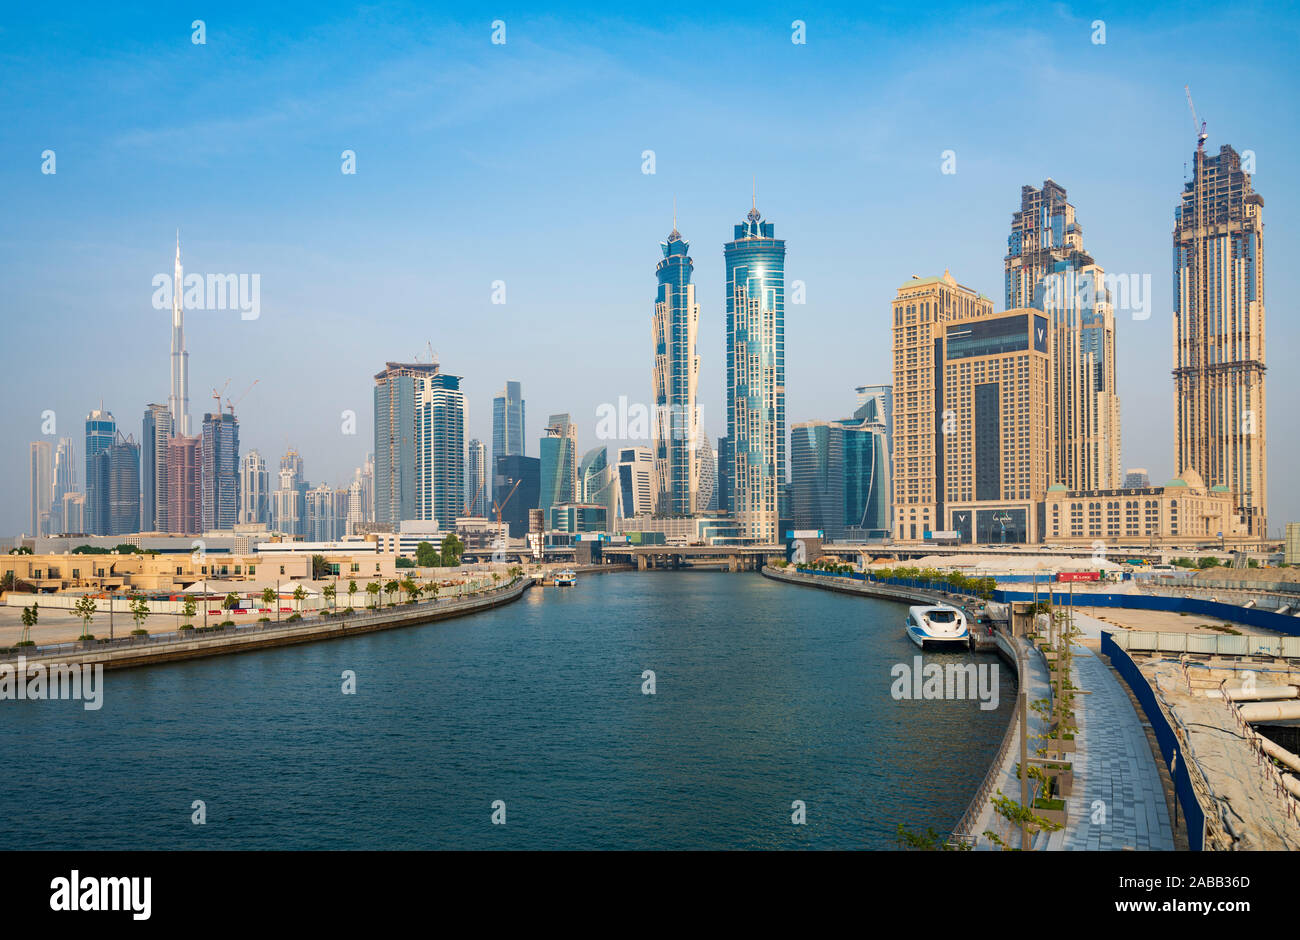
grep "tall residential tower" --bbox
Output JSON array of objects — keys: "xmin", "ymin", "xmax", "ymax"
[
  {"xmin": 724, "ymin": 196, "xmax": 786, "ymax": 543},
  {"xmin": 652, "ymin": 217, "xmax": 701, "ymax": 515},
  {"xmin": 169, "ymin": 234, "xmax": 191, "ymax": 437},
  {"xmin": 1173, "ymin": 143, "xmax": 1267, "ymax": 537}
]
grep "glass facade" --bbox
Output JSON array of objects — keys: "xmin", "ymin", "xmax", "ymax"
[
  {"xmin": 725, "ymin": 205, "xmax": 786, "ymax": 542},
  {"xmin": 83, "ymin": 410, "xmax": 116, "ymax": 535},
  {"xmin": 653, "ymin": 226, "xmax": 700, "ymax": 515},
  {"xmin": 945, "ymin": 314, "xmax": 1029, "ymax": 361}
]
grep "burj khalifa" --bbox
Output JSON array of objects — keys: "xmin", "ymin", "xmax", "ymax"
[{"xmin": 169, "ymin": 232, "xmax": 191, "ymax": 436}]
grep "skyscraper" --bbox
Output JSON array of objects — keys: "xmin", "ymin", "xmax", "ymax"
[
  {"xmin": 578, "ymin": 446, "xmax": 620, "ymax": 526},
  {"xmin": 492, "ymin": 455, "xmax": 540, "ymax": 537},
  {"xmin": 467, "ymin": 439, "xmax": 488, "ymax": 517},
  {"xmin": 890, "ymin": 272, "xmax": 995, "ymax": 541},
  {"xmin": 240, "ymin": 450, "xmax": 271, "ymax": 526},
  {"xmin": 306, "ymin": 484, "xmax": 338, "ymax": 541},
  {"xmin": 790, "ymin": 422, "xmax": 844, "ymax": 538},
  {"xmin": 200, "ymin": 412, "xmax": 240, "ymax": 531},
  {"xmin": 653, "ymin": 217, "xmax": 701, "ymax": 516},
  {"xmin": 273, "ymin": 450, "xmax": 304, "ymax": 537},
  {"xmin": 107, "ymin": 433, "xmax": 141, "ymax": 536},
  {"xmin": 1174, "ymin": 143, "xmax": 1267, "ymax": 537},
  {"xmin": 616, "ymin": 446, "xmax": 656, "ymax": 518},
  {"xmin": 84, "ymin": 408, "xmax": 116, "ymax": 535},
  {"xmin": 539, "ymin": 414, "xmax": 578, "ymax": 514},
  {"xmin": 51, "ymin": 437, "xmax": 76, "ymax": 535},
  {"xmin": 166, "ymin": 435, "xmax": 201, "ymax": 534},
  {"xmin": 1005, "ymin": 180, "xmax": 1121, "ymax": 492},
  {"xmin": 169, "ymin": 234, "xmax": 191, "ymax": 437},
  {"xmin": 142, "ymin": 403, "xmax": 172, "ymax": 532},
  {"xmin": 28, "ymin": 441, "xmax": 52, "ymax": 536},
  {"xmin": 415, "ymin": 370, "xmax": 465, "ymax": 531},
  {"xmin": 715, "ymin": 436, "xmax": 732, "ymax": 514},
  {"xmin": 724, "ymin": 195, "xmax": 786, "ymax": 542},
  {"xmin": 373, "ymin": 361, "xmax": 441, "ymax": 529},
  {"xmin": 492, "ymin": 380, "xmax": 525, "ymax": 469}
]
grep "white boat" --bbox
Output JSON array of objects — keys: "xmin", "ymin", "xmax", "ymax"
[
  {"xmin": 905, "ymin": 605, "xmax": 969, "ymax": 649},
  {"xmin": 553, "ymin": 569, "xmax": 576, "ymax": 586}
]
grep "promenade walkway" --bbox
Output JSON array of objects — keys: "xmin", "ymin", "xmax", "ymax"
[{"xmin": 1039, "ymin": 643, "xmax": 1174, "ymax": 850}]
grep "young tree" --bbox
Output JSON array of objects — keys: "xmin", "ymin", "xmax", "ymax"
[
  {"xmin": 261, "ymin": 586, "xmax": 277, "ymax": 612},
  {"xmin": 129, "ymin": 594, "xmax": 150, "ymax": 634},
  {"xmin": 384, "ymin": 580, "xmax": 399, "ymax": 605},
  {"xmin": 400, "ymin": 577, "xmax": 418, "ymax": 603},
  {"xmin": 181, "ymin": 596, "xmax": 197, "ymax": 629},
  {"xmin": 347, "ymin": 579, "xmax": 358, "ymax": 610},
  {"xmin": 74, "ymin": 596, "xmax": 96, "ymax": 640},
  {"xmin": 366, "ymin": 581, "xmax": 380, "ymax": 609},
  {"xmin": 292, "ymin": 584, "xmax": 307, "ymax": 614},
  {"xmin": 323, "ymin": 583, "xmax": 336, "ymax": 612},
  {"xmin": 415, "ymin": 541, "xmax": 439, "ymax": 568}
]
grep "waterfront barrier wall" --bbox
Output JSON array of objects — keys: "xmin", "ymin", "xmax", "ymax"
[
  {"xmin": 995, "ymin": 589, "xmax": 1300, "ymax": 637},
  {"xmin": 0, "ymin": 577, "xmax": 533, "ymax": 671},
  {"xmin": 1101, "ymin": 631, "xmax": 1208, "ymax": 851}
]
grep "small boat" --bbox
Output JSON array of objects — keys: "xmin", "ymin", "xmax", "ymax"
[
  {"xmin": 905, "ymin": 605, "xmax": 969, "ymax": 649},
  {"xmin": 553, "ymin": 569, "xmax": 576, "ymax": 586}
]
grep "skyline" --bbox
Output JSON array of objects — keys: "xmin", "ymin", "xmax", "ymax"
[{"xmin": 4, "ymin": 2, "xmax": 1299, "ymax": 535}]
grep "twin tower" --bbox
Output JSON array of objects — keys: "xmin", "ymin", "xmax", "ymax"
[{"xmin": 653, "ymin": 201, "xmax": 786, "ymax": 542}]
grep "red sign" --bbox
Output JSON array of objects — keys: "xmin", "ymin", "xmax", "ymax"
[{"xmin": 1056, "ymin": 571, "xmax": 1100, "ymax": 582}]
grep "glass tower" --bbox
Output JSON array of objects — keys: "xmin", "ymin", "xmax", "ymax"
[
  {"xmin": 724, "ymin": 199, "xmax": 786, "ymax": 542},
  {"xmin": 653, "ymin": 221, "xmax": 700, "ymax": 515},
  {"xmin": 84, "ymin": 408, "xmax": 117, "ymax": 535}
]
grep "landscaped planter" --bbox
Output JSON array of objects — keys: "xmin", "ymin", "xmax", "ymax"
[
  {"xmin": 1042, "ymin": 762, "xmax": 1074, "ymax": 797},
  {"xmin": 1045, "ymin": 737, "xmax": 1076, "ymax": 756},
  {"xmin": 1033, "ymin": 798, "xmax": 1067, "ymax": 827}
]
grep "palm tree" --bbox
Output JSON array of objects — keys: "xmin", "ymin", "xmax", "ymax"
[
  {"xmin": 261, "ymin": 586, "xmax": 277, "ymax": 617},
  {"xmin": 401, "ymin": 577, "xmax": 418, "ymax": 603}
]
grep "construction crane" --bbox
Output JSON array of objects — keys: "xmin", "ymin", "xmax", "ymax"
[
  {"xmin": 463, "ymin": 478, "xmax": 485, "ymax": 516},
  {"xmin": 492, "ymin": 478, "xmax": 522, "ymax": 528},
  {"xmin": 227, "ymin": 379, "xmax": 259, "ymax": 414},
  {"xmin": 1185, "ymin": 84, "xmax": 1207, "ymax": 152},
  {"xmin": 210, "ymin": 379, "xmax": 231, "ymax": 414}
]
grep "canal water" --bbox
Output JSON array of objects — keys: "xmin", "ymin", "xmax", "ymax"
[{"xmin": 0, "ymin": 571, "xmax": 1014, "ymax": 849}]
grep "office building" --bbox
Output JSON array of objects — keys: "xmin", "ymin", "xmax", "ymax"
[
  {"xmin": 578, "ymin": 446, "xmax": 621, "ymax": 527},
  {"xmin": 653, "ymin": 218, "xmax": 701, "ymax": 515},
  {"xmin": 106, "ymin": 432, "xmax": 141, "ymax": 536},
  {"xmin": 1123, "ymin": 468, "xmax": 1151, "ymax": 489},
  {"xmin": 29, "ymin": 441, "xmax": 52, "ymax": 536},
  {"xmin": 1174, "ymin": 143, "xmax": 1268, "ymax": 536},
  {"xmin": 492, "ymin": 380, "xmax": 525, "ymax": 468},
  {"xmin": 616, "ymin": 446, "xmax": 656, "ymax": 518},
  {"xmin": 539, "ymin": 413, "xmax": 578, "ymax": 514},
  {"xmin": 84, "ymin": 408, "xmax": 116, "ymax": 535},
  {"xmin": 492, "ymin": 455, "xmax": 540, "ymax": 537},
  {"xmin": 715, "ymin": 436, "xmax": 731, "ymax": 514},
  {"xmin": 374, "ymin": 361, "xmax": 440, "ymax": 529},
  {"xmin": 725, "ymin": 196, "xmax": 786, "ymax": 542},
  {"xmin": 142, "ymin": 403, "xmax": 172, "ymax": 532},
  {"xmin": 61, "ymin": 492, "xmax": 85, "ymax": 535},
  {"xmin": 200, "ymin": 412, "xmax": 240, "ymax": 531},
  {"xmin": 790, "ymin": 422, "xmax": 844, "ymax": 539}
]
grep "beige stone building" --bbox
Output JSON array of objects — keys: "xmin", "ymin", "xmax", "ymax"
[
  {"xmin": 1173, "ymin": 144, "xmax": 1267, "ymax": 537},
  {"xmin": 0, "ymin": 551, "xmax": 396, "ymax": 595},
  {"xmin": 1043, "ymin": 468, "xmax": 1248, "ymax": 546}
]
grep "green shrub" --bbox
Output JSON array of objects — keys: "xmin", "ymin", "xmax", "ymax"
[
  {"xmin": 286, "ymin": 613, "xmax": 302, "ymax": 622},
  {"xmin": 130, "ymin": 629, "xmax": 148, "ymax": 636}
]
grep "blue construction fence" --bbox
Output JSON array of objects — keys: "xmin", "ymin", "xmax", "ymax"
[
  {"xmin": 994, "ymin": 589, "xmax": 1300, "ymax": 636},
  {"xmin": 1101, "ymin": 632, "xmax": 1207, "ymax": 850}
]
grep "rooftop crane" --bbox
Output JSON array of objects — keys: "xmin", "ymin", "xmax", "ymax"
[
  {"xmin": 463, "ymin": 478, "xmax": 485, "ymax": 516},
  {"xmin": 227, "ymin": 378, "xmax": 259, "ymax": 414},
  {"xmin": 210, "ymin": 379, "xmax": 231, "ymax": 414},
  {"xmin": 492, "ymin": 478, "xmax": 522, "ymax": 529},
  {"xmin": 1185, "ymin": 84, "xmax": 1207, "ymax": 152}
]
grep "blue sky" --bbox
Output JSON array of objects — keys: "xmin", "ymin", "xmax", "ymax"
[{"xmin": 2, "ymin": 1, "xmax": 1298, "ymax": 536}]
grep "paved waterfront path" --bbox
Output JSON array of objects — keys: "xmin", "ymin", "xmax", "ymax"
[{"xmin": 1039, "ymin": 643, "xmax": 1174, "ymax": 850}]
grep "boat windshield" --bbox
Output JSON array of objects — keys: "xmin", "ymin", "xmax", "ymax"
[{"xmin": 927, "ymin": 610, "xmax": 958, "ymax": 623}]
